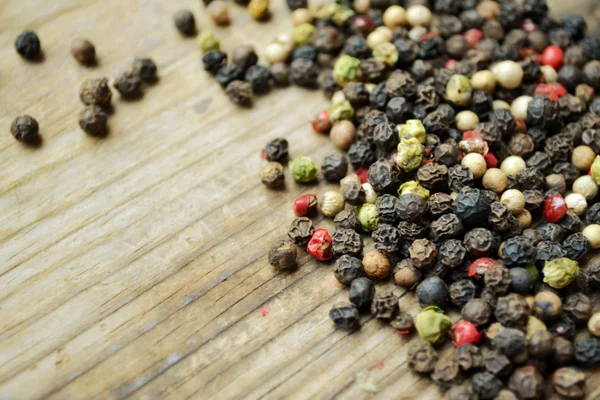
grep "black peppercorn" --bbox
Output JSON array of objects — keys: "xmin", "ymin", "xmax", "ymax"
[
  {"xmin": 563, "ymin": 293, "xmax": 592, "ymax": 324},
  {"xmin": 268, "ymin": 240, "xmax": 297, "ymax": 270},
  {"xmin": 313, "ymin": 26, "xmax": 344, "ymax": 54},
  {"xmin": 536, "ymin": 241, "xmax": 565, "ymax": 269},
  {"xmin": 453, "ymin": 344, "xmax": 483, "ymax": 373},
  {"xmin": 329, "ymin": 302, "xmax": 360, "ymax": 330},
  {"xmin": 332, "ymin": 229, "xmax": 363, "ymax": 257},
  {"xmin": 453, "ymin": 188, "xmax": 491, "ymax": 227},
  {"xmin": 408, "ymin": 339, "xmax": 439, "ymax": 374},
  {"xmin": 225, "ymin": 81, "xmax": 253, "ymax": 107},
  {"xmin": 132, "ymin": 58, "xmax": 158, "ymax": 83},
  {"xmin": 349, "ymin": 277, "xmax": 375, "ymax": 311},
  {"xmin": 553, "ymin": 336, "xmax": 574, "ymax": 367},
  {"xmin": 553, "ymin": 367, "xmax": 586, "ymax": 399},
  {"xmin": 472, "ymin": 372, "xmax": 503, "ymax": 400},
  {"xmin": 334, "ymin": 209, "xmax": 360, "ymax": 231},
  {"xmin": 439, "ymin": 239, "xmax": 467, "ymax": 268},
  {"xmin": 216, "ymin": 64, "xmax": 245, "ymax": 89},
  {"xmin": 113, "ymin": 71, "xmax": 142, "ymax": 98},
  {"xmin": 79, "ymin": 105, "xmax": 108, "ymax": 136},
  {"xmin": 245, "ymin": 65, "xmax": 272, "ymax": 94},
  {"xmin": 393, "ymin": 258, "xmax": 421, "ymax": 288},
  {"xmin": 371, "ymin": 292, "xmax": 398, "ymax": 320},
  {"xmin": 289, "ymin": 59, "xmax": 319, "ymax": 88},
  {"xmin": 528, "ymin": 330, "xmax": 554, "ymax": 359},
  {"xmin": 493, "ymin": 327, "xmax": 527, "ymax": 359},
  {"xmin": 516, "ymin": 167, "xmax": 545, "ymax": 191},
  {"xmin": 434, "ymin": 143, "xmax": 460, "ymax": 167},
  {"xmin": 372, "ymin": 224, "xmax": 401, "ymax": 254},
  {"xmin": 410, "ymin": 238, "xmax": 438, "ymax": 269},
  {"xmin": 79, "ymin": 78, "xmax": 112, "ymax": 109},
  {"xmin": 484, "ymin": 265, "xmax": 512, "ymax": 295},
  {"xmin": 431, "ymin": 358, "xmax": 463, "ymax": 390},
  {"xmin": 562, "ymin": 233, "xmax": 589, "ymax": 260},
  {"xmin": 537, "ymin": 223, "xmax": 566, "ymax": 242},
  {"xmin": 368, "ymin": 158, "xmax": 400, "ymax": 192},
  {"xmin": 322, "ymin": 153, "xmax": 348, "ymax": 183},
  {"xmin": 462, "ymin": 299, "xmax": 491, "ymax": 327},
  {"xmin": 348, "ymin": 140, "xmax": 377, "ymax": 169},
  {"xmin": 549, "ymin": 314, "xmax": 577, "ymax": 340},
  {"xmin": 429, "ymin": 213, "xmax": 462, "ymax": 242},
  {"xmin": 416, "ymin": 276, "xmax": 448, "ymax": 308},
  {"xmin": 174, "ymin": 9, "xmax": 196, "ymax": 35},
  {"xmin": 398, "ymin": 221, "xmax": 428, "ymax": 240},
  {"xmin": 417, "ymin": 163, "xmax": 448, "ymax": 192},
  {"xmin": 495, "ymin": 294, "xmax": 530, "ymax": 327},
  {"xmin": 15, "ymin": 30, "xmax": 41, "ymax": 61},
  {"xmin": 523, "ymin": 228, "xmax": 543, "ymax": 245},
  {"xmin": 288, "ymin": 217, "xmax": 314, "ymax": 246},
  {"xmin": 428, "ymin": 192, "xmax": 453, "ymax": 217},
  {"xmin": 333, "ymin": 255, "xmax": 363, "ymax": 286},
  {"xmin": 386, "ymin": 97, "xmax": 410, "ymax": 123},
  {"xmin": 574, "ymin": 336, "xmax": 600, "ymax": 367},
  {"xmin": 463, "ymin": 228, "xmax": 496, "ymax": 258},
  {"xmin": 397, "ymin": 194, "xmax": 427, "ymax": 223},
  {"xmin": 508, "ymin": 366, "xmax": 544, "ymax": 400},
  {"xmin": 317, "ymin": 71, "xmax": 339, "ymax": 98},
  {"xmin": 386, "ymin": 70, "xmax": 417, "ymax": 98},
  {"xmin": 509, "ymin": 267, "xmax": 535, "ymax": 294},
  {"xmin": 203, "ymin": 51, "xmax": 228, "ymax": 75},
  {"xmin": 360, "ymin": 59, "xmax": 386, "ymax": 84},
  {"xmin": 533, "ymin": 291, "xmax": 563, "ymax": 322},
  {"xmin": 340, "ymin": 175, "xmax": 366, "ymax": 206},
  {"xmin": 264, "ymin": 138, "xmax": 288, "ymax": 162},
  {"xmin": 553, "ymin": 162, "xmax": 581, "ymax": 186},
  {"xmin": 10, "ymin": 115, "xmax": 40, "ymax": 144},
  {"xmin": 483, "ymin": 351, "xmax": 513, "ymax": 377},
  {"xmin": 502, "ymin": 235, "xmax": 537, "ymax": 266},
  {"xmin": 374, "ymin": 194, "xmax": 399, "ymax": 225},
  {"xmin": 449, "ymin": 279, "xmax": 476, "ymax": 308}
]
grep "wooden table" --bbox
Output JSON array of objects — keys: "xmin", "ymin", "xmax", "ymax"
[{"xmin": 1, "ymin": 0, "xmax": 599, "ymax": 399}]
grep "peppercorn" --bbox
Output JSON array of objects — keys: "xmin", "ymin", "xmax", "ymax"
[
  {"xmin": 553, "ymin": 367, "xmax": 586, "ymax": 399},
  {"xmin": 370, "ymin": 223, "xmax": 400, "ymax": 254},
  {"xmin": 340, "ymin": 175, "xmax": 366, "ymax": 207},
  {"xmin": 197, "ymin": 31, "xmax": 220, "ymax": 54},
  {"xmin": 393, "ymin": 259, "xmax": 421, "ymax": 288},
  {"xmin": 307, "ymin": 228, "xmax": 333, "ymax": 261},
  {"xmin": 493, "ymin": 327, "xmax": 527, "ymax": 361},
  {"xmin": 263, "ymin": 138, "xmax": 288, "ymax": 163},
  {"xmin": 415, "ymin": 306, "xmax": 452, "ymax": 344},
  {"xmin": 551, "ymin": 336, "xmax": 574, "ymax": 368},
  {"xmin": 261, "ymin": 162, "xmax": 285, "ymax": 189},
  {"xmin": 408, "ymin": 338, "xmax": 439, "ymax": 373},
  {"xmin": 332, "ymin": 228, "xmax": 361, "ymax": 257},
  {"xmin": 69, "ymin": 38, "xmax": 96, "ymax": 66},
  {"xmin": 448, "ymin": 280, "xmax": 475, "ymax": 308},
  {"xmin": 454, "ymin": 188, "xmax": 491, "ymax": 226},
  {"xmin": 113, "ymin": 70, "xmax": 142, "ymax": 99},
  {"xmin": 371, "ymin": 292, "xmax": 398, "ymax": 320},
  {"xmin": 484, "ymin": 264, "xmax": 511, "ymax": 296},
  {"xmin": 573, "ymin": 176, "xmax": 599, "ymax": 202},
  {"xmin": 203, "ymin": 51, "xmax": 228, "ymax": 75},
  {"xmin": 587, "ymin": 312, "xmax": 600, "ymax": 337},
  {"xmin": 349, "ymin": 277, "xmax": 375, "ymax": 311},
  {"xmin": 431, "ymin": 358, "xmax": 462, "ymax": 390},
  {"xmin": 562, "ymin": 232, "xmax": 589, "ymax": 260},
  {"xmin": 410, "ymin": 238, "xmax": 438, "ymax": 269},
  {"xmin": 507, "ymin": 267, "xmax": 534, "ymax": 294},
  {"xmin": 319, "ymin": 154, "xmax": 347, "ymax": 183},
  {"xmin": 508, "ymin": 366, "xmax": 544, "ymax": 400},
  {"xmin": 288, "ymin": 217, "xmax": 314, "ymax": 246},
  {"xmin": 574, "ymin": 336, "xmax": 600, "ymax": 367},
  {"xmin": 15, "ymin": 30, "xmax": 41, "ymax": 61},
  {"xmin": 10, "ymin": 115, "xmax": 40, "ymax": 144},
  {"xmin": 414, "ymin": 276, "xmax": 448, "ymax": 308},
  {"xmin": 461, "ymin": 299, "xmax": 491, "ymax": 327},
  {"xmin": 333, "ymin": 255, "xmax": 362, "ymax": 286},
  {"xmin": 502, "ymin": 235, "xmax": 537, "ymax": 266},
  {"xmin": 462, "ymin": 228, "xmax": 495, "ymax": 259},
  {"xmin": 495, "ymin": 294, "xmax": 530, "ymax": 328},
  {"xmin": 78, "ymin": 105, "xmax": 108, "ymax": 136},
  {"xmin": 543, "ymin": 258, "xmax": 579, "ymax": 289},
  {"xmin": 472, "ymin": 372, "xmax": 503, "ymax": 400},
  {"xmin": 268, "ymin": 240, "xmax": 297, "ymax": 270},
  {"xmin": 79, "ymin": 78, "xmax": 112, "ymax": 109},
  {"xmin": 329, "ymin": 302, "xmax": 360, "ymax": 330},
  {"xmin": 450, "ymin": 345, "xmax": 481, "ymax": 375},
  {"xmin": 174, "ymin": 9, "xmax": 196, "ymax": 35},
  {"xmin": 561, "ymin": 294, "xmax": 591, "ymax": 326},
  {"xmin": 225, "ymin": 80, "xmax": 253, "ymax": 107},
  {"xmin": 531, "ymin": 291, "xmax": 562, "ymax": 323},
  {"xmin": 289, "ymin": 156, "xmax": 318, "ymax": 183},
  {"xmin": 361, "ymin": 250, "xmax": 389, "ymax": 280},
  {"xmin": 500, "ymin": 155, "xmax": 527, "ymax": 179},
  {"xmin": 356, "ymin": 203, "xmax": 378, "ymax": 232},
  {"xmin": 269, "ymin": 63, "xmax": 289, "ymax": 87}
]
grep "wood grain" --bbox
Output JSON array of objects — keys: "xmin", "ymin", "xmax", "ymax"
[{"xmin": 0, "ymin": 0, "xmax": 599, "ymax": 399}]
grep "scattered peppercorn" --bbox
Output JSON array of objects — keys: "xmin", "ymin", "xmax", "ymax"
[
  {"xmin": 78, "ymin": 105, "xmax": 108, "ymax": 136},
  {"xmin": 174, "ymin": 9, "xmax": 196, "ymax": 35},
  {"xmin": 329, "ymin": 302, "xmax": 360, "ymax": 330},
  {"xmin": 268, "ymin": 240, "xmax": 297, "ymax": 270},
  {"xmin": 79, "ymin": 78, "xmax": 112, "ymax": 109},
  {"xmin": 349, "ymin": 277, "xmax": 375, "ymax": 311},
  {"xmin": 261, "ymin": 162, "xmax": 285, "ymax": 188},
  {"xmin": 113, "ymin": 71, "xmax": 142, "ymax": 98},
  {"xmin": 15, "ymin": 31, "xmax": 41, "ymax": 61},
  {"xmin": 10, "ymin": 115, "xmax": 40, "ymax": 144},
  {"xmin": 70, "ymin": 38, "xmax": 96, "ymax": 65}
]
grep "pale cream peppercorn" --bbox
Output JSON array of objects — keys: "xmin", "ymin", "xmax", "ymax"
[
  {"xmin": 330, "ymin": 120, "xmax": 356, "ymax": 150},
  {"xmin": 516, "ymin": 209, "xmax": 532, "ymax": 228},
  {"xmin": 331, "ymin": 90, "xmax": 346, "ymax": 105},
  {"xmin": 511, "ymin": 96, "xmax": 533, "ymax": 120},
  {"xmin": 406, "ymin": 5, "xmax": 432, "ymax": 27},
  {"xmin": 501, "ymin": 189, "xmax": 526, "ymax": 215},
  {"xmin": 455, "ymin": 110, "xmax": 480, "ymax": 132},
  {"xmin": 367, "ymin": 27, "xmax": 393, "ymax": 49},
  {"xmin": 565, "ymin": 193, "xmax": 587, "ymax": 216},
  {"xmin": 588, "ymin": 312, "xmax": 600, "ymax": 336},
  {"xmin": 476, "ymin": 0, "xmax": 500, "ymax": 20},
  {"xmin": 493, "ymin": 100, "xmax": 511, "ymax": 110},
  {"xmin": 482, "ymin": 168, "xmax": 508, "ymax": 193},
  {"xmin": 383, "ymin": 5, "xmax": 407, "ymax": 28},
  {"xmin": 248, "ymin": 0, "xmax": 269, "ymax": 20},
  {"xmin": 582, "ymin": 224, "xmax": 600, "ymax": 249},
  {"xmin": 573, "ymin": 175, "xmax": 599, "ymax": 200},
  {"xmin": 571, "ymin": 145, "xmax": 596, "ymax": 171},
  {"xmin": 461, "ymin": 152, "xmax": 487, "ymax": 179},
  {"xmin": 492, "ymin": 61, "xmax": 524, "ymax": 90},
  {"xmin": 265, "ymin": 43, "xmax": 289, "ymax": 63},
  {"xmin": 540, "ymin": 65, "xmax": 558, "ymax": 83},
  {"xmin": 321, "ymin": 190, "xmax": 345, "ymax": 217},
  {"xmin": 207, "ymin": 0, "xmax": 230, "ymax": 25},
  {"xmin": 470, "ymin": 70, "xmax": 496, "ymax": 92},
  {"xmin": 291, "ymin": 8, "xmax": 313, "ymax": 26},
  {"xmin": 408, "ymin": 26, "xmax": 427, "ymax": 42},
  {"xmin": 500, "ymin": 155, "xmax": 526, "ymax": 178},
  {"xmin": 353, "ymin": 0, "xmax": 371, "ymax": 14},
  {"xmin": 545, "ymin": 173, "xmax": 566, "ymax": 195},
  {"xmin": 363, "ymin": 182, "xmax": 378, "ymax": 204}
]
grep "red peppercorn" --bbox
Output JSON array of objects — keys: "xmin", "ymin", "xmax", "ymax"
[
  {"xmin": 464, "ymin": 29, "xmax": 483, "ymax": 48},
  {"xmin": 543, "ymin": 193, "xmax": 567, "ymax": 223},
  {"xmin": 307, "ymin": 228, "xmax": 333, "ymax": 261},
  {"xmin": 445, "ymin": 59, "xmax": 457, "ymax": 69},
  {"xmin": 451, "ymin": 320, "xmax": 482, "ymax": 347},
  {"xmin": 514, "ymin": 117, "xmax": 527, "ymax": 133},
  {"xmin": 293, "ymin": 193, "xmax": 317, "ymax": 216},
  {"xmin": 535, "ymin": 82, "xmax": 567, "ymax": 101},
  {"xmin": 352, "ymin": 16, "xmax": 375, "ymax": 36},
  {"xmin": 468, "ymin": 258, "xmax": 497, "ymax": 279},
  {"xmin": 521, "ymin": 18, "xmax": 538, "ymax": 34},
  {"xmin": 311, "ymin": 110, "xmax": 332, "ymax": 134},
  {"xmin": 484, "ymin": 152, "xmax": 498, "ymax": 168},
  {"xmin": 518, "ymin": 48, "xmax": 540, "ymax": 62},
  {"xmin": 356, "ymin": 167, "xmax": 369, "ymax": 183},
  {"xmin": 541, "ymin": 45, "xmax": 564, "ymax": 70},
  {"xmin": 260, "ymin": 149, "xmax": 266, "ymax": 159}
]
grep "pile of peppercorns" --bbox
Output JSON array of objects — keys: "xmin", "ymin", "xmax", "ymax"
[{"xmin": 260, "ymin": 0, "xmax": 600, "ymax": 398}]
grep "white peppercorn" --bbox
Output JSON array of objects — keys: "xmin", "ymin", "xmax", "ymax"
[
  {"xmin": 207, "ymin": 0, "xmax": 230, "ymax": 25},
  {"xmin": 582, "ymin": 224, "xmax": 600, "ymax": 249},
  {"xmin": 291, "ymin": 8, "xmax": 313, "ymax": 26},
  {"xmin": 493, "ymin": 100, "xmax": 511, "ymax": 110},
  {"xmin": 331, "ymin": 120, "xmax": 356, "ymax": 150},
  {"xmin": 501, "ymin": 189, "xmax": 525, "ymax": 215},
  {"xmin": 367, "ymin": 27, "xmax": 393, "ymax": 49},
  {"xmin": 492, "ymin": 61, "xmax": 524, "ymax": 90},
  {"xmin": 455, "ymin": 110, "xmax": 480, "ymax": 132},
  {"xmin": 471, "ymin": 70, "xmax": 496, "ymax": 93},
  {"xmin": 461, "ymin": 153, "xmax": 487, "ymax": 179},
  {"xmin": 406, "ymin": 5, "xmax": 432, "ymax": 27},
  {"xmin": 572, "ymin": 175, "xmax": 599, "ymax": 200},
  {"xmin": 571, "ymin": 146, "xmax": 596, "ymax": 172},
  {"xmin": 483, "ymin": 168, "xmax": 508, "ymax": 193},
  {"xmin": 363, "ymin": 183, "xmax": 378, "ymax": 204},
  {"xmin": 511, "ymin": 96, "xmax": 533, "ymax": 120},
  {"xmin": 500, "ymin": 155, "xmax": 526, "ymax": 178},
  {"xmin": 383, "ymin": 6, "xmax": 407, "ymax": 28},
  {"xmin": 516, "ymin": 209, "xmax": 532, "ymax": 228},
  {"xmin": 565, "ymin": 193, "xmax": 588, "ymax": 216},
  {"xmin": 540, "ymin": 65, "xmax": 558, "ymax": 83},
  {"xmin": 321, "ymin": 190, "xmax": 345, "ymax": 217}
]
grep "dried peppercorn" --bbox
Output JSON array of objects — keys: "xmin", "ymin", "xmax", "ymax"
[
  {"xmin": 415, "ymin": 306, "xmax": 452, "ymax": 344},
  {"xmin": 79, "ymin": 78, "xmax": 112, "ymax": 109},
  {"xmin": 261, "ymin": 162, "xmax": 285, "ymax": 188},
  {"xmin": 472, "ymin": 372, "xmax": 503, "ymax": 400},
  {"xmin": 410, "ymin": 239, "xmax": 438, "ymax": 269},
  {"xmin": 452, "ymin": 344, "xmax": 483, "ymax": 373},
  {"xmin": 431, "ymin": 358, "xmax": 462, "ymax": 390},
  {"xmin": 174, "ymin": 9, "xmax": 196, "ymax": 35},
  {"xmin": 528, "ymin": 330, "xmax": 554, "ymax": 359},
  {"xmin": 538, "ymin": 224, "xmax": 566, "ymax": 242},
  {"xmin": 226, "ymin": 81, "xmax": 253, "ymax": 106},
  {"xmin": 462, "ymin": 299, "xmax": 491, "ymax": 327},
  {"xmin": 320, "ymin": 154, "xmax": 347, "ymax": 183},
  {"xmin": 307, "ymin": 228, "xmax": 333, "ymax": 261},
  {"xmin": 416, "ymin": 277, "xmax": 448, "ymax": 307},
  {"xmin": 533, "ymin": 291, "xmax": 562, "ymax": 322},
  {"xmin": 288, "ymin": 217, "xmax": 314, "ymax": 246},
  {"xmin": 245, "ymin": 65, "xmax": 272, "ymax": 94},
  {"xmin": 508, "ymin": 366, "xmax": 544, "ymax": 400},
  {"xmin": 329, "ymin": 302, "xmax": 360, "ymax": 330},
  {"xmin": 493, "ymin": 327, "xmax": 527, "ymax": 359},
  {"xmin": 562, "ymin": 233, "xmax": 589, "ymax": 260},
  {"xmin": 393, "ymin": 259, "xmax": 421, "ymax": 288},
  {"xmin": 15, "ymin": 30, "xmax": 41, "ymax": 61},
  {"xmin": 289, "ymin": 59, "xmax": 319, "ymax": 88},
  {"xmin": 543, "ymin": 258, "xmax": 579, "ymax": 289},
  {"xmin": 454, "ymin": 188, "xmax": 491, "ymax": 226},
  {"xmin": 113, "ymin": 71, "xmax": 142, "ymax": 98},
  {"xmin": 553, "ymin": 367, "xmax": 586, "ymax": 399},
  {"xmin": 549, "ymin": 314, "xmax": 577, "ymax": 340},
  {"xmin": 334, "ymin": 255, "xmax": 363, "ymax": 285},
  {"xmin": 270, "ymin": 63, "xmax": 289, "ymax": 87},
  {"xmin": 362, "ymin": 250, "xmax": 390, "ymax": 280},
  {"xmin": 574, "ymin": 336, "xmax": 600, "ymax": 367},
  {"xmin": 428, "ymin": 192, "xmax": 453, "ymax": 217},
  {"xmin": 264, "ymin": 138, "xmax": 288, "ymax": 163},
  {"xmin": 483, "ymin": 351, "xmax": 513, "ymax": 378},
  {"xmin": 78, "ymin": 105, "xmax": 108, "ymax": 136},
  {"xmin": 484, "ymin": 264, "xmax": 511, "ymax": 295},
  {"xmin": 372, "ymin": 224, "xmax": 401, "ymax": 254},
  {"xmin": 463, "ymin": 228, "xmax": 496, "ymax": 258},
  {"xmin": 563, "ymin": 293, "xmax": 592, "ymax": 324},
  {"xmin": 429, "ymin": 214, "xmax": 462, "ymax": 242},
  {"xmin": 371, "ymin": 292, "xmax": 398, "ymax": 320},
  {"xmin": 70, "ymin": 38, "xmax": 96, "ymax": 65},
  {"xmin": 438, "ymin": 240, "xmax": 466, "ymax": 269},
  {"xmin": 502, "ymin": 236, "xmax": 537, "ymax": 266},
  {"xmin": 268, "ymin": 240, "xmax": 297, "ymax": 270},
  {"xmin": 508, "ymin": 267, "xmax": 534, "ymax": 294},
  {"xmin": 408, "ymin": 339, "xmax": 439, "ymax": 373},
  {"xmin": 203, "ymin": 51, "xmax": 228, "ymax": 75},
  {"xmin": 132, "ymin": 58, "xmax": 158, "ymax": 83},
  {"xmin": 10, "ymin": 115, "xmax": 40, "ymax": 144},
  {"xmin": 332, "ymin": 229, "xmax": 362, "ymax": 257},
  {"xmin": 348, "ymin": 140, "xmax": 376, "ymax": 169},
  {"xmin": 397, "ymin": 194, "xmax": 427, "ymax": 223},
  {"xmin": 553, "ymin": 336, "xmax": 574, "ymax": 367},
  {"xmin": 495, "ymin": 294, "xmax": 530, "ymax": 327},
  {"xmin": 349, "ymin": 277, "xmax": 375, "ymax": 311}
]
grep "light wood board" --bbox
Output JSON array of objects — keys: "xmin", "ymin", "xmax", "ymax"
[{"xmin": 0, "ymin": 0, "xmax": 599, "ymax": 399}]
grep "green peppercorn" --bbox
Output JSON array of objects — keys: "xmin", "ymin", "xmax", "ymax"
[
  {"xmin": 543, "ymin": 258, "xmax": 579, "ymax": 289},
  {"xmin": 328, "ymin": 100, "xmax": 354, "ymax": 122},
  {"xmin": 445, "ymin": 74, "xmax": 472, "ymax": 106},
  {"xmin": 398, "ymin": 180, "xmax": 430, "ymax": 200},
  {"xmin": 289, "ymin": 156, "xmax": 318, "ymax": 183},
  {"xmin": 333, "ymin": 55, "xmax": 362, "ymax": 86},
  {"xmin": 396, "ymin": 136, "xmax": 424, "ymax": 172},
  {"xmin": 591, "ymin": 155, "xmax": 600, "ymax": 185},
  {"xmin": 292, "ymin": 23, "xmax": 315, "ymax": 45},
  {"xmin": 357, "ymin": 203, "xmax": 379, "ymax": 232},
  {"xmin": 415, "ymin": 306, "xmax": 452, "ymax": 344},
  {"xmin": 399, "ymin": 119, "xmax": 426, "ymax": 144},
  {"xmin": 373, "ymin": 42, "xmax": 398, "ymax": 67},
  {"xmin": 197, "ymin": 31, "xmax": 220, "ymax": 53}
]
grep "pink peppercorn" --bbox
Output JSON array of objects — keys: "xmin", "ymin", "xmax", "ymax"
[
  {"xmin": 463, "ymin": 29, "xmax": 483, "ymax": 48},
  {"xmin": 451, "ymin": 320, "xmax": 482, "ymax": 346},
  {"xmin": 445, "ymin": 59, "xmax": 457, "ymax": 69},
  {"xmin": 541, "ymin": 45, "xmax": 564, "ymax": 70},
  {"xmin": 468, "ymin": 258, "xmax": 497, "ymax": 279},
  {"xmin": 293, "ymin": 194, "xmax": 317, "ymax": 216},
  {"xmin": 307, "ymin": 228, "xmax": 333, "ymax": 261},
  {"xmin": 312, "ymin": 110, "xmax": 332, "ymax": 134},
  {"xmin": 484, "ymin": 152, "xmax": 498, "ymax": 168},
  {"xmin": 535, "ymin": 82, "xmax": 567, "ymax": 101},
  {"xmin": 543, "ymin": 193, "xmax": 567, "ymax": 223},
  {"xmin": 352, "ymin": 16, "xmax": 375, "ymax": 36},
  {"xmin": 356, "ymin": 167, "xmax": 369, "ymax": 183}
]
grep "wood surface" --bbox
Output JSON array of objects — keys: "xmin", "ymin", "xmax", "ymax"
[{"xmin": 0, "ymin": 0, "xmax": 599, "ymax": 399}]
